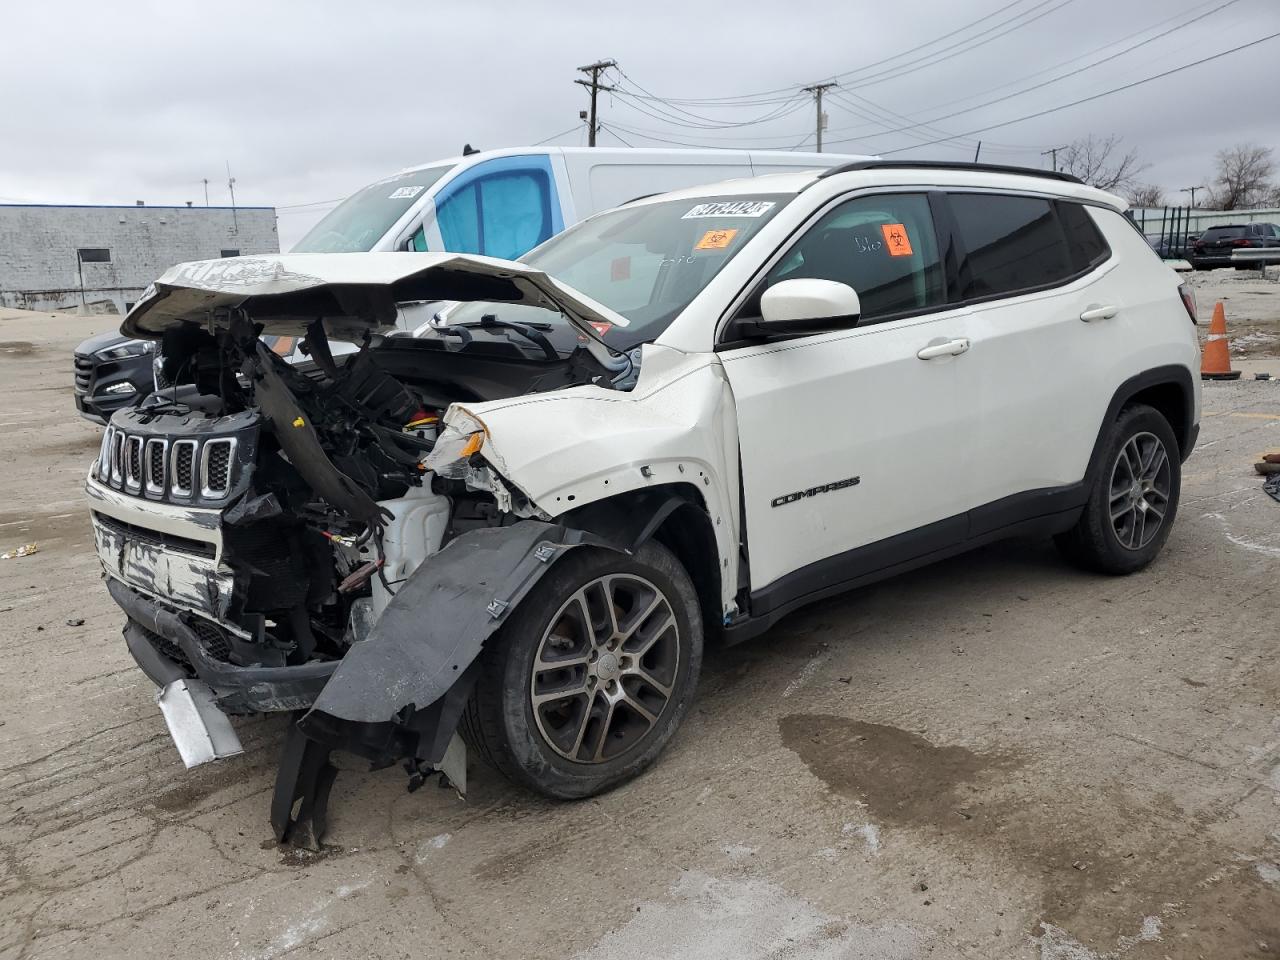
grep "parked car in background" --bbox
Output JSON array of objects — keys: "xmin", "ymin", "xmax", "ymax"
[
  {"xmin": 1145, "ymin": 233, "xmax": 1196, "ymax": 260},
  {"xmin": 1190, "ymin": 222, "xmax": 1280, "ymax": 269},
  {"xmin": 73, "ymin": 332, "xmax": 155, "ymax": 423},
  {"xmin": 88, "ymin": 160, "xmax": 1200, "ymax": 841}
]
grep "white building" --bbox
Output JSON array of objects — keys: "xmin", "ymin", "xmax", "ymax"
[{"xmin": 0, "ymin": 203, "xmax": 278, "ymax": 315}]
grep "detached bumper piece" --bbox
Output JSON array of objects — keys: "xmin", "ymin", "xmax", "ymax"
[{"xmin": 156, "ymin": 679, "xmax": 244, "ymax": 768}]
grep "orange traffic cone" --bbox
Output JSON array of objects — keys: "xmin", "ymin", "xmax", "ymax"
[{"xmin": 1201, "ymin": 301, "xmax": 1241, "ymax": 381}]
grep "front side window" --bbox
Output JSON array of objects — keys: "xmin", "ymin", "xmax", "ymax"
[
  {"xmin": 756, "ymin": 192, "xmax": 944, "ymax": 323},
  {"xmin": 433, "ymin": 168, "xmax": 554, "ymax": 259},
  {"xmin": 950, "ymin": 194, "xmax": 1076, "ymax": 299}
]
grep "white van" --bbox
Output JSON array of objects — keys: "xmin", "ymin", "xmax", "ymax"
[{"xmin": 291, "ymin": 147, "xmax": 871, "ymax": 258}]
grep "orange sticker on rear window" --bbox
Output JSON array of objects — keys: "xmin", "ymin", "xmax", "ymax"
[
  {"xmin": 694, "ymin": 228, "xmax": 738, "ymax": 251},
  {"xmin": 880, "ymin": 223, "xmax": 913, "ymax": 256}
]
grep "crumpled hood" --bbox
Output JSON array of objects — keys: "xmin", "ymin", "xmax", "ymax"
[{"xmin": 120, "ymin": 252, "xmax": 629, "ymax": 343}]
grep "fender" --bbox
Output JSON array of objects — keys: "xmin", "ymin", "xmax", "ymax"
[{"xmin": 1084, "ymin": 364, "xmax": 1197, "ymax": 480}]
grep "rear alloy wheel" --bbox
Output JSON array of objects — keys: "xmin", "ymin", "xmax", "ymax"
[
  {"xmin": 462, "ymin": 540, "xmax": 702, "ymax": 799},
  {"xmin": 1055, "ymin": 403, "xmax": 1181, "ymax": 574},
  {"xmin": 1107, "ymin": 432, "xmax": 1172, "ymax": 551}
]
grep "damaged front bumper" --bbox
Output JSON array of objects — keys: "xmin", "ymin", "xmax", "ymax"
[
  {"xmin": 109, "ymin": 579, "xmax": 339, "ymax": 713},
  {"xmin": 97, "ymin": 499, "xmax": 610, "ymax": 843}
]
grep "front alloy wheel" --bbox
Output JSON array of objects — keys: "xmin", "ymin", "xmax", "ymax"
[
  {"xmin": 531, "ymin": 574, "xmax": 681, "ymax": 763},
  {"xmin": 462, "ymin": 540, "xmax": 703, "ymax": 799}
]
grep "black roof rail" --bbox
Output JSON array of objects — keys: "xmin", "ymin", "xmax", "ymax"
[{"xmin": 817, "ymin": 159, "xmax": 1084, "ymax": 185}]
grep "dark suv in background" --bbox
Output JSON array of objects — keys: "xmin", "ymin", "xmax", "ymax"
[
  {"xmin": 1190, "ymin": 222, "xmax": 1280, "ymax": 269},
  {"xmin": 73, "ymin": 332, "xmax": 156, "ymax": 424}
]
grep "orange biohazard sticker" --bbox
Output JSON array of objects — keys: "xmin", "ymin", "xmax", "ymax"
[
  {"xmin": 694, "ymin": 228, "xmax": 739, "ymax": 251},
  {"xmin": 880, "ymin": 223, "xmax": 913, "ymax": 256}
]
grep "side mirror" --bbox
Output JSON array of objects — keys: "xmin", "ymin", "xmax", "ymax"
[{"xmin": 750, "ymin": 278, "xmax": 861, "ymax": 336}]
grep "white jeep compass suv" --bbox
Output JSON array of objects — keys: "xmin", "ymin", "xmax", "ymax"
[{"xmin": 88, "ymin": 160, "xmax": 1200, "ymax": 841}]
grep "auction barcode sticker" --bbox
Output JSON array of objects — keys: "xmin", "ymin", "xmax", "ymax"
[{"xmin": 682, "ymin": 200, "xmax": 776, "ymax": 219}]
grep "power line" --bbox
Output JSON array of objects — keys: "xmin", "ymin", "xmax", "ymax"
[
  {"xmin": 611, "ymin": 0, "xmax": 1046, "ymax": 105},
  {"xmin": 532, "ymin": 122, "xmax": 585, "ymax": 145},
  {"xmin": 872, "ymin": 30, "xmax": 1280, "ymax": 155},
  {"xmin": 820, "ymin": 0, "xmax": 1244, "ymax": 146}
]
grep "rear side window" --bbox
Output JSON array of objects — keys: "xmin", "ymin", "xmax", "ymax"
[
  {"xmin": 1059, "ymin": 202, "xmax": 1110, "ymax": 272},
  {"xmin": 949, "ymin": 194, "xmax": 1074, "ymax": 300}
]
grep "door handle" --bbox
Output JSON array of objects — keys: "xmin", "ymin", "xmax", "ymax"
[
  {"xmin": 1079, "ymin": 304, "xmax": 1119, "ymax": 322},
  {"xmin": 916, "ymin": 338, "xmax": 970, "ymax": 360}
]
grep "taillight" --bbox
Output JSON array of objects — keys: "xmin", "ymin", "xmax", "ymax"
[
  {"xmin": 1178, "ymin": 283, "xmax": 1198, "ymax": 325},
  {"xmin": 1232, "ymin": 238, "xmax": 1253, "ymax": 247},
  {"xmin": 1193, "ymin": 240, "xmax": 1205, "ymax": 251}
]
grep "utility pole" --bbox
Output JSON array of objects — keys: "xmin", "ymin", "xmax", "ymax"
[
  {"xmin": 1180, "ymin": 185, "xmax": 1205, "ymax": 208},
  {"xmin": 226, "ymin": 161, "xmax": 238, "ymax": 234},
  {"xmin": 202, "ymin": 178, "xmax": 209, "ymax": 207},
  {"xmin": 1041, "ymin": 145, "xmax": 1068, "ymax": 172},
  {"xmin": 575, "ymin": 59, "xmax": 616, "ymax": 147},
  {"xmin": 802, "ymin": 82, "xmax": 837, "ymax": 152}
]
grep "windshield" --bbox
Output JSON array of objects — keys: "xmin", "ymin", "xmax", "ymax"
[
  {"xmin": 293, "ymin": 165, "xmax": 454, "ymax": 253},
  {"xmin": 442, "ymin": 194, "xmax": 790, "ymax": 348}
]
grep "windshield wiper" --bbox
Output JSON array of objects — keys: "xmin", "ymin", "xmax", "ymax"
[{"xmin": 450, "ymin": 314, "xmax": 559, "ymax": 360}]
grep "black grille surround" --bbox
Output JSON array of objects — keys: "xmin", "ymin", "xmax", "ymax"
[{"xmin": 96, "ymin": 407, "xmax": 260, "ymax": 509}]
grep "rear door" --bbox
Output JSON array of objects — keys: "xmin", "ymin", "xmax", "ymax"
[
  {"xmin": 943, "ymin": 193, "xmax": 1122, "ymax": 525},
  {"xmin": 719, "ymin": 191, "xmax": 975, "ymax": 593}
]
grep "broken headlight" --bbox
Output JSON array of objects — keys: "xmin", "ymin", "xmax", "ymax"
[{"xmin": 423, "ymin": 409, "xmax": 487, "ymax": 477}]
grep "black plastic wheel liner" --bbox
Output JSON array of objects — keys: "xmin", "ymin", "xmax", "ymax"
[{"xmin": 298, "ymin": 520, "xmax": 615, "ymax": 758}]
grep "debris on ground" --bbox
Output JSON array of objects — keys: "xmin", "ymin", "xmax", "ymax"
[
  {"xmin": 65, "ymin": 618, "xmax": 85, "ymax": 626},
  {"xmin": 0, "ymin": 542, "xmax": 37, "ymax": 559},
  {"xmin": 1265, "ymin": 474, "xmax": 1280, "ymax": 503}
]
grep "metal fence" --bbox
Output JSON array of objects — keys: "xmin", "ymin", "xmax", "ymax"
[{"xmin": 1128, "ymin": 205, "xmax": 1280, "ymax": 259}]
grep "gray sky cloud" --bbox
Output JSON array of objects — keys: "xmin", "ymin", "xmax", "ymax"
[{"xmin": 2, "ymin": 0, "xmax": 1277, "ymax": 249}]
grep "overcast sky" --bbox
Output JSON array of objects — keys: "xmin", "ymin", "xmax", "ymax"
[{"xmin": 2, "ymin": 0, "xmax": 1277, "ymax": 249}]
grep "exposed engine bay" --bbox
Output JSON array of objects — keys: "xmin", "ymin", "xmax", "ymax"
[{"xmin": 113, "ymin": 312, "xmax": 618, "ymax": 671}]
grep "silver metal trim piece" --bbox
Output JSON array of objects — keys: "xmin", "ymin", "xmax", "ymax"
[
  {"xmin": 109, "ymin": 428, "xmax": 125, "ymax": 486},
  {"xmin": 143, "ymin": 438, "xmax": 168, "ymax": 497},
  {"xmin": 170, "ymin": 439, "xmax": 197, "ymax": 498},
  {"xmin": 199, "ymin": 438, "xmax": 236, "ymax": 499},
  {"xmin": 123, "ymin": 436, "xmax": 144, "ymax": 493},
  {"xmin": 97, "ymin": 426, "xmax": 114, "ymax": 482}
]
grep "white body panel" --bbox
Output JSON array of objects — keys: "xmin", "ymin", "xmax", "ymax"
[
  {"xmin": 447, "ymin": 345, "xmax": 744, "ymax": 614},
  {"xmin": 721, "ymin": 306, "xmax": 975, "ymax": 589}
]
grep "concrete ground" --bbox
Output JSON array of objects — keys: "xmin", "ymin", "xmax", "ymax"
[{"xmin": 1, "ymin": 300, "xmax": 1278, "ymax": 960}]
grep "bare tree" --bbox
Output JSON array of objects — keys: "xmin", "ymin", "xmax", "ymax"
[
  {"xmin": 1207, "ymin": 143, "xmax": 1276, "ymax": 209},
  {"xmin": 1058, "ymin": 135, "xmax": 1147, "ymax": 193},
  {"xmin": 1127, "ymin": 183, "xmax": 1164, "ymax": 208}
]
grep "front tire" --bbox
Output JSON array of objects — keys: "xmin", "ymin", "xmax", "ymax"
[
  {"xmin": 1055, "ymin": 404, "xmax": 1181, "ymax": 575},
  {"xmin": 461, "ymin": 540, "xmax": 703, "ymax": 799}
]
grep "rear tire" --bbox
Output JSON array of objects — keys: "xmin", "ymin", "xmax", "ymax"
[
  {"xmin": 461, "ymin": 540, "xmax": 703, "ymax": 799},
  {"xmin": 1055, "ymin": 404, "xmax": 1180, "ymax": 575}
]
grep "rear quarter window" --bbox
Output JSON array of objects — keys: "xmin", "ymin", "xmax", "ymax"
[{"xmin": 1059, "ymin": 202, "xmax": 1111, "ymax": 272}]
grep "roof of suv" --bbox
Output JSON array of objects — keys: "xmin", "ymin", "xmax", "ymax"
[{"xmin": 629, "ymin": 160, "xmax": 1128, "ymax": 211}]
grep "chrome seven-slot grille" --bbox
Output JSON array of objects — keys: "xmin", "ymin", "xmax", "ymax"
[{"xmin": 97, "ymin": 425, "xmax": 236, "ymax": 500}]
